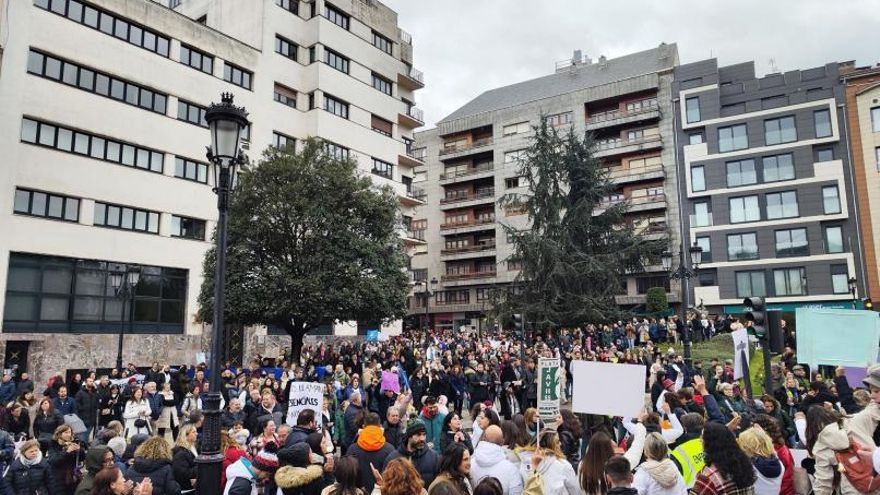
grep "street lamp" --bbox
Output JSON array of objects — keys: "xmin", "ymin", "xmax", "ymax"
[
  {"xmin": 849, "ymin": 277, "xmax": 858, "ymax": 309},
  {"xmin": 198, "ymin": 92, "xmax": 249, "ymax": 495},
  {"xmin": 110, "ymin": 265, "xmax": 140, "ymax": 373},
  {"xmin": 661, "ymin": 241, "xmax": 703, "ymax": 368},
  {"xmin": 420, "ymin": 277, "xmax": 437, "ymax": 330}
]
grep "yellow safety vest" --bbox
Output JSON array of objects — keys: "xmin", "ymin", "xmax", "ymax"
[{"xmin": 670, "ymin": 437, "xmax": 705, "ymax": 488}]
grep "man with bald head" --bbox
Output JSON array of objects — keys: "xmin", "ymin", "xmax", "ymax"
[{"xmin": 469, "ymin": 424, "xmax": 524, "ymax": 495}]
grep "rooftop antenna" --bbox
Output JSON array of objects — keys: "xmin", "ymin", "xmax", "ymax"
[{"xmin": 769, "ymin": 57, "xmax": 779, "ymax": 73}]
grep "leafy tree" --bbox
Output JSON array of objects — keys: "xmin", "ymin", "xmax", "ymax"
[
  {"xmin": 499, "ymin": 119, "xmax": 666, "ymax": 329},
  {"xmin": 646, "ymin": 287, "xmax": 669, "ymax": 314},
  {"xmin": 198, "ymin": 138, "xmax": 410, "ymax": 360}
]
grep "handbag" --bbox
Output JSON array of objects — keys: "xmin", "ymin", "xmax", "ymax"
[{"xmin": 134, "ymin": 418, "xmax": 148, "ymax": 428}]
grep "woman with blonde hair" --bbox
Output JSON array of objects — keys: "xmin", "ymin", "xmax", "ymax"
[
  {"xmin": 172, "ymin": 423, "xmax": 198, "ymax": 493},
  {"xmin": 632, "ymin": 432, "xmax": 686, "ymax": 495},
  {"xmin": 737, "ymin": 427, "xmax": 783, "ymax": 495},
  {"xmin": 221, "ymin": 430, "xmax": 248, "ymax": 492},
  {"xmin": 520, "ymin": 431, "xmax": 579, "ymax": 495},
  {"xmin": 126, "ymin": 436, "xmax": 182, "ymax": 495},
  {"xmin": 156, "ymin": 382, "xmax": 179, "ymax": 443}
]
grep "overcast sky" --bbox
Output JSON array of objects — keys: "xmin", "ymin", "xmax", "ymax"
[{"xmin": 381, "ymin": 0, "xmax": 880, "ymax": 128}]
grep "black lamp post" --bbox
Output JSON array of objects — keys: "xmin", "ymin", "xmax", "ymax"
[
  {"xmin": 849, "ymin": 277, "xmax": 858, "ymax": 309},
  {"xmin": 197, "ymin": 92, "xmax": 249, "ymax": 495},
  {"xmin": 110, "ymin": 265, "xmax": 140, "ymax": 373},
  {"xmin": 416, "ymin": 277, "xmax": 437, "ymax": 330},
  {"xmin": 661, "ymin": 242, "xmax": 703, "ymax": 368}
]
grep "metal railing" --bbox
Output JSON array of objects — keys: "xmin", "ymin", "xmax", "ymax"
[
  {"xmin": 440, "ymin": 217, "xmax": 496, "ymax": 230},
  {"xmin": 406, "ymin": 67, "xmax": 424, "ymax": 84},
  {"xmin": 441, "ymin": 242, "xmax": 497, "ymax": 254},
  {"xmin": 406, "ymin": 187, "xmax": 426, "ymax": 201},
  {"xmin": 406, "ymin": 106, "xmax": 424, "ymax": 122},
  {"xmin": 439, "ymin": 137, "xmax": 494, "ymax": 156},
  {"xmin": 596, "ymin": 135, "xmax": 662, "ymax": 151},
  {"xmin": 442, "ymin": 271, "xmax": 497, "ymax": 281},
  {"xmin": 587, "ymin": 101, "xmax": 659, "ymax": 124},
  {"xmin": 607, "ymin": 164, "xmax": 664, "ymax": 180},
  {"xmin": 440, "ymin": 190, "xmax": 495, "ymax": 204},
  {"xmin": 439, "ymin": 163, "xmax": 494, "ymax": 180},
  {"xmin": 406, "ymin": 146, "xmax": 427, "ymax": 161},
  {"xmin": 399, "ymin": 29, "xmax": 412, "ymax": 45}
]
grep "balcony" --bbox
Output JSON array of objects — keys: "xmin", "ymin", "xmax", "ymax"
[
  {"xmin": 399, "ymin": 187, "xmax": 426, "ymax": 206},
  {"xmin": 586, "ymin": 102, "xmax": 661, "ymax": 131},
  {"xmin": 399, "ymin": 146, "xmax": 427, "ymax": 168},
  {"xmin": 439, "ymin": 190, "xmax": 495, "ymax": 209},
  {"xmin": 439, "ymin": 137, "xmax": 494, "ymax": 159},
  {"xmin": 607, "ymin": 164, "xmax": 665, "ymax": 185},
  {"xmin": 635, "ymin": 220, "xmax": 669, "ymax": 240},
  {"xmin": 439, "ymin": 163, "xmax": 495, "ymax": 184},
  {"xmin": 441, "ymin": 242, "xmax": 497, "ymax": 260},
  {"xmin": 594, "ymin": 135, "xmax": 662, "ymax": 158},
  {"xmin": 441, "ymin": 271, "xmax": 498, "ymax": 285},
  {"xmin": 402, "ymin": 229, "xmax": 426, "ymax": 245},
  {"xmin": 399, "ymin": 106, "xmax": 424, "ymax": 128},
  {"xmin": 399, "ymin": 29, "xmax": 413, "ymax": 64},
  {"xmin": 399, "ymin": 66, "xmax": 425, "ymax": 90},
  {"xmin": 440, "ymin": 217, "xmax": 496, "ymax": 234},
  {"xmin": 629, "ymin": 193, "xmax": 667, "ymax": 213}
]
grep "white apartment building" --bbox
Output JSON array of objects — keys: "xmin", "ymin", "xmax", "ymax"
[{"xmin": 0, "ymin": 0, "xmax": 424, "ymax": 382}]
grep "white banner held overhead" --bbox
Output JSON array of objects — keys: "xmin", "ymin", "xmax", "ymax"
[
  {"xmin": 286, "ymin": 382, "xmax": 324, "ymax": 428},
  {"xmin": 571, "ymin": 360, "xmax": 645, "ymax": 418},
  {"xmin": 537, "ymin": 357, "xmax": 561, "ymax": 419},
  {"xmin": 731, "ymin": 328, "xmax": 750, "ymax": 380}
]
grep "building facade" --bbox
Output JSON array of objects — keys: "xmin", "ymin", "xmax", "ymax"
[
  {"xmin": 674, "ymin": 59, "xmax": 866, "ymax": 315},
  {"xmin": 410, "ymin": 44, "xmax": 683, "ymax": 333},
  {"xmin": 0, "ymin": 0, "xmax": 423, "ymax": 382}
]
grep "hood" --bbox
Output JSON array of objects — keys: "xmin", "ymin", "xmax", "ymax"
[
  {"xmin": 85, "ymin": 446, "xmax": 110, "ymax": 473},
  {"xmin": 357, "ymin": 425, "xmax": 386, "ymax": 452},
  {"xmin": 818, "ymin": 422, "xmax": 850, "ymax": 451},
  {"xmin": 473, "ymin": 442, "xmax": 506, "ymax": 467},
  {"xmin": 641, "ymin": 459, "xmax": 681, "ymax": 488},
  {"xmin": 225, "ymin": 458, "xmax": 254, "ymax": 484},
  {"xmin": 275, "ymin": 464, "xmax": 323, "ymax": 489},
  {"xmin": 753, "ymin": 456, "xmax": 782, "ymax": 479},
  {"xmin": 131, "ymin": 457, "xmax": 172, "ymax": 474}
]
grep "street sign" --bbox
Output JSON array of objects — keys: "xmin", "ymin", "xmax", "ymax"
[{"xmin": 537, "ymin": 357, "xmax": 560, "ymax": 419}]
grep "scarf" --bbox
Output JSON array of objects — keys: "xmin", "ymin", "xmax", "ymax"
[
  {"xmin": 421, "ymin": 406, "xmax": 436, "ymax": 420},
  {"xmin": 21, "ymin": 450, "xmax": 43, "ymax": 467}
]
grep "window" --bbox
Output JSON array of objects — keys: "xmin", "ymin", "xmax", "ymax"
[
  {"xmin": 13, "ymin": 188, "xmax": 80, "ymax": 222},
  {"xmin": 323, "ymin": 94, "xmax": 349, "ymax": 119},
  {"xmin": 35, "ymin": 0, "xmax": 170, "ymax": 57},
  {"xmin": 504, "ymin": 149, "xmax": 526, "ymax": 163},
  {"xmin": 766, "ymin": 191, "xmax": 799, "ymax": 219},
  {"xmin": 275, "ymin": 35, "xmax": 298, "ymax": 61},
  {"xmin": 20, "ymin": 118, "xmax": 164, "ymax": 173},
  {"xmin": 814, "ymin": 109, "xmax": 832, "ymax": 138},
  {"xmin": 173, "ymin": 157, "xmax": 208, "ymax": 184},
  {"xmin": 505, "ymin": 177, "xmax": 524, "ymax": 189},
  {"xmin": 685, "ymin": 97, "xmax": 700, "ymax": 123},
  {"xmin": 324, "ymin": 48, "xmax": 349, "ymax": 74},
  {"xmin": 718, "ymin": 124, "xmax": 748, "ymax": 152},
  {"xmin": 636, "ymin": 276, "xmax": 670, "ymax": 294},
  {"xmin": 736, "ymin": 271, "xmax": 766, "ymax": 298},
  {"xmin": 371, "ymin": 115, "xmax": 393, "ymax": 136},
  {"xmin": 729, "ymin": 196, "xmax": 760, "ymax": 223},
  {"xmin": 371, "ymin": 159, "xmax": 393, "ymax": 179},
  {"xmin": 688, "ymin": 133, "xmax": 704, "ymax": 145},
  {"xmin": 692, "ymin": 202, "xmax": 711, "ymax": 227},
  {"xmin": 696, "ymin": 236, "xmax": 711, "ymax": 263},
  {"xmin": 690, "ymin": 166, "xmax": 706, "ymax": 192},
  {"xmin": 775, "ymin": 228, "xmax": 808, "ymax": 257},
  {"xmin": 728, "ymin": 233, "xmax": 758, "ymax": 261},
  {"xmin": 27, "ymin": 49, "xmax": 167, "ymax": 114},
  {"xmin": 324, "ymin": 3, "xmax": 349, "ymax": 29},
  {"xmin": 822, "ymin": 186, "xmax": 841, "ymax": 214},
  {"xmin": 435, "ymin": 290, "xmax": 469, "ymax": 305},
  {"xmin": 171, "ymin": 215, "xmax": 206, "ymax": 241},
  {"xmin": 764, "ymin": 116, "xmax": 797, "ymax": 145},
  {"xmin": 872, "ymin": 107, "xmax": 880, "ymax": 133},
  {"xmin": 762, "ymin": 154, "xmax": 795, "ymax": 182},
  {"xmin": 372, "ymin": 31, "xmax": 393, "ymax": 54},
  {"xmin": 177, "ymin": 100, "xmax": 208, "ymax": 128},
  {"xmin": 272, "ymin": 132, "xmax": 295, "ymax": 150},
  {"xmin": 324, "ymin": 141, "xmax": 349, "ymax": 160},
  {"xmin": 817, "ymin": 147, "xmax": 834, "ymax": 162},
  {"xmin": 774, "ymin": 267, "xmax": 806, "ymax": 296},
  {"xmin": 825, "ymin": 225, "xmax": 844, "ymax": 253},
  {"xmin": 93, "ymin": 202, "xmax": 159, "ymax": 234},
  {"xmin": 545, "ymin": 112, "xmax": 572, "ymax": 127},
  {"xmin": 275, "ymin": 0, "xmax": 298, "ymax": 14},
  {"xmin": 273, "ymin": 84, "xmax": 297, "ymax": 108},
  {"xmin": 503, "ymin": 122, "xmax": 530, "ymax": 136},
  {"xmin": 831, "ymin": 265, "xmax": 850, "ymax": 294},
  {"xmin": 372, "ymin": 73, "xmax": 392, "ymax": 95},
  {"xmin": 726, "ymin": 159, "xmax": 756, "ymax": 187},
  {"xmin": 223, "ymin": 63, "xmax": 252, "ymax": 90},
  {"xmin": 475, "ymin": 288, "xmax": 491, "ymax": 302},
  {"xmin": 179, "ymin": 45, "xmax": 214, "ymax": 74}
]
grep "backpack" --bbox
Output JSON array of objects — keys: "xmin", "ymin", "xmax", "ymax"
[{"xmin": 834, "ymin": 438, "xmax": 880, "ymax": 493}]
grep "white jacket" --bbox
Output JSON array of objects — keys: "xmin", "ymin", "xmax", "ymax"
[
  {"xmin": 633, "ymin": 459, "xmax": 687, "ymax": 495},
  {"xmin": 518, "ymin": 454, "xmax": 579, "ymax": 495},
  {"xmin": 470, "ymin": 442, "xmax": 523, "ymax": 495},
  {"xmin": 122, "ymin": 399, "xmax": 152, "ymax": 438}
]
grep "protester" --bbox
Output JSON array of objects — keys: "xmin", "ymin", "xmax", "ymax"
[
  {"xmin": 420, "ymin": 397, "xmax": 446, "ymax": 454},
  {"xmin": 440, "ymin": 412, "xmax": 473, "ymax": 454},
  {"xmin": 172, "ymin": 424, "xmax": 199, "ymax": 493},
  {"xmin": 47, "ymin": 424, "xmax": 82, "ymax": 495},
  {"xmin": 5, "ymin": 439, "xmax": 50, "ymax": 495},
  {"xmin": 520, "ymin": 431, "xmax": 578, "ymax": 495},
  {"xmin": 385, "ymin": 419, "xmax": 440, "ymax": 488},
  {"xmin": 320, "ymin": 455, "xmax": 364, "ymax": 495},
  {"xmin": 123, "ymin": 387, "xmax": 153, "ymax": 439},
  {"xmin": 632, "ymin": 433, "xmax": 686, "ymax": 495},
  {"xmin": 690, "ymin": 423, "xmax": 755, "ymax": 495},
  {"xmin": 33, "ymin": 398, "xmax": 63, "ymax": 444},
  {"xmin": 92, "ymin": 467, "xmax": 153, "ymax": 495},
  {"xmin": 428, "ymin": 443, "xmax": 472, "ymax": 494},
  {"xmin": 605, "ymin": 456, "xmax": 637, "ymax": 495},
  {"xmin": 736, "ymin": 427, "xmax": 782, "ymax": 495},
  {"xmin": 347, "ymin": 412, "xmax": 395, "ymax": 492},
  {"xmin": 750, "ymin": 415, "xmax": 793, "ymax": 495},
  {"xmin": 226, "ymin": 447, "xmax": 278, "ymax": 495},
  {"xmin": 468, "ymin": 425, "xmax": 522, "ymax": 495},
  {"xmin": 275, "ymin": 443, "xmax": 325, "ymax": 495},
  {"xmin": 373, "ymin": 457, "xmax": 427, "ymax": 495},
  {"xmin": 125, "ymin": 437, "xmax": 182, "ymax": 495}
]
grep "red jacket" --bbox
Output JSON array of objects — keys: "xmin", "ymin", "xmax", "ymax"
[
  {"xmin": 775, "ymin": 443, "xmax": 795, "ymax": 495},
  {"xmin": 222, "ymin": 446, "xmax": 249, "ymax": 491}
]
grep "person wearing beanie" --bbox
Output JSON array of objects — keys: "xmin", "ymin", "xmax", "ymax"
[
  {"xmin": 107, "ymin": 436, "xmax": 130, "ymax": 476},
  {"xmin": 275, "ymin": 443, "xmax": 325, "ymax": 495},
  {"xmin": 384, "ymin": 418, "xmax": 439, "ymax": 488},
  {"xmin": 225, "ymin": 445, "xmax": 278, "ymax": 495},
  {"xmin": 74, "ymin": 445, "xmax": 111, "ymax": 495},
  {"xmin": 346, "ymin": 412, "xmax": 395, "ymax": 492}
]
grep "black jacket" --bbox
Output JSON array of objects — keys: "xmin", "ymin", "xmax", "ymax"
[
  {"xmin": 171, "ymin": 446, "xmax": 197, "ymax": 492},
  {"xmin": 385, "ymin": 444, "xmax": 439, "ymax": 488},
  {"xmin": 5, "ymin": 410, "xmax": 29, "ymax": 440},
  {"xmin": 46, "ymin": 441, "xmax": 79, "ymax": 495},
  {"xmin": 440, "ymin": 430, "xmax": 473, "ymax": 454},
  {"xmin": 347, "ymin": 438, "xmax": 395, "ymax": 492},
  {"xmin": 33, "ymin": 412, "xmax": 63, "ymax": 440},
  {"xmin": 383, "ymin": 421, "xmax": 402, "ymax": 450},
  {"xmin": 5, "ymin": 457, "xmax": 50, "ymax": 495},
  {"xmin": 126, "ymin": 457, "xmax": 181, "ymax": 495},
  {"xmin": 342, "ymin": 403, "xmax": 362, "ymax": 448},
  {"xmin": 74, "ymin": 387, "xmax": 99, "ymax": 427}
]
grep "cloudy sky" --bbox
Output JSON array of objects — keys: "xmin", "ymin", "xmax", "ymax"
[{"xmin": 381, "ymin": 0, "xmax": 880, "ymax": 128}]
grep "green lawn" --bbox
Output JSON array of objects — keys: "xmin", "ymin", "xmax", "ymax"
[{"xmin": 668, "ymin": 333, "xmax": 777, "ymax": 395}]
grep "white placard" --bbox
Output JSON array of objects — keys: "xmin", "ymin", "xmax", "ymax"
[
  {"xmin": 732, "ymin": 329, "xmax": 750, "ymax": 380},
  {"xmin": 571, "ymin": 360, "xmax": 646, "ymax": 417},
  {"xmin": 286, "ymin": 382, "xmax": 324, "ymax": 427}
]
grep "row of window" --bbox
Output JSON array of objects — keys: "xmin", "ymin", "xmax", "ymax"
[
  {"xmin": 27, "ymin": 49, "xmax": 167, "ymax": 115},
  {"xmin": 179, "ymin": 44, "xmax": 214, "ymax": 75},
  {"xmin": 223, "ymin": 63, "xmax": 252, "ymax": 90},
  {"xmin": 274, "ymin": 84, "xmax": 297, "ymax": 108},
  {"xmin": 275, "ymin": 35, "xmax": 298, "ymax": 61},
  {"xmin": 691, "ymin": 186, "xmax": 840, "ymax": 226},
  {"xmin": 177, "ymin": 100, "xmax": 208, "ymax": 128},
  {"xmin": 13, "ymin": 188, "xmax": 80, "ymax": 223},
  {"xmin": 695, "ymin": 225, "xmax": 845, "ymax": 264},
  {"xmin": 35, "ymin": 0, "xmax": 171, "ymax": 57},
  {"xmin": 325, "ymin": 3, "xmax": 350, "ymax": 30},
  {"xmin": 174, "ymin": 157, "xmax": 208, "ymax": 184},
  {"xmin": 735, "ymin": 265, "xmax": 851, "ymax": 298},
  {"xmin": 372, "ymin": 159, "xmax": 393, "ymax": 179},
  {"xmin": 691, "ymin": 153, "xmax": 800, "ymax": 192},
  {"xmin": 273, "ymin": 132, "xmax": 295, "ymax": 150},
  {"xmin": 711, "ymin": 111, "xmax": 832, "ymax": 152},
  {"xmin": 274, "ymin": 0, "xmax": 395, "ymax": 58},
  {"xmin": 324, "ymin": 94, "xmax": 349, "ymax": 119}
]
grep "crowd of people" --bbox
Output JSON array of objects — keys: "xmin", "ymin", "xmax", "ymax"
[{"xmin": 0, "ymin": 317, "xmax": 875, "ymax": 495}]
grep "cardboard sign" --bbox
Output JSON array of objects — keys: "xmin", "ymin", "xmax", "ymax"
[
  {"xmin": 571, "ymin": 360, "xmax": 645, "ymax": 418},
  {"xmin": 285, "ymin": 382, "xmax": 324, "ymax": 427},
  {"xmin": 537, "ymin": 357, "xmax": 561, "ymax": 419},
  {"xmin": 796, "ymin": 308, "xmax": 880, "ymax": 370},
  {"xmin": 380, "ymin": 369, "xmax": 401, "ymax": 393},
  {"xmin": 731, "ymin": 329, "xmax": 750, "ymax": 380}
]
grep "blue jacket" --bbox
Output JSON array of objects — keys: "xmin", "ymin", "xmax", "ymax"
[
  {"xmin": 0, "ymin": 381, "xmax": 15, "ymax": 405},
  {"xmin": 146, "ymin": 392, "xmax": 163, "ymax": 420},
  {"xmin": 420, "ymin": 410, "xmax": 445, "ymax": 454},
  {"xmin": 52, "ymin": 397, "xmax": 75, "ymax": 416}
]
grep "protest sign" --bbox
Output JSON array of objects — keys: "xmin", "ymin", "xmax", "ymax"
[
  {"xmin": 366, "ymin": 330, "xmax": 379, "ymax": 342},
  {"xmin": 537, "ymin": 357, "xmax": 560, "ymax": 419},
  {"xmin": 796, "ymin": 308, "xmax": 880, "ymax": 370},
  {"xmin": 731, "ymin": 328, "xmax": 750, "ymax": 380},
  {"xmin": 571, "ymin": 360, "xmax": 645, "ymax": 418},
  {"xmin": 380, "ymin": 369, "xmax": 401, "ymax": 393},
  {"xmin": 286, "ymin": 381, "xmax": 324, "ymax": 427}
]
